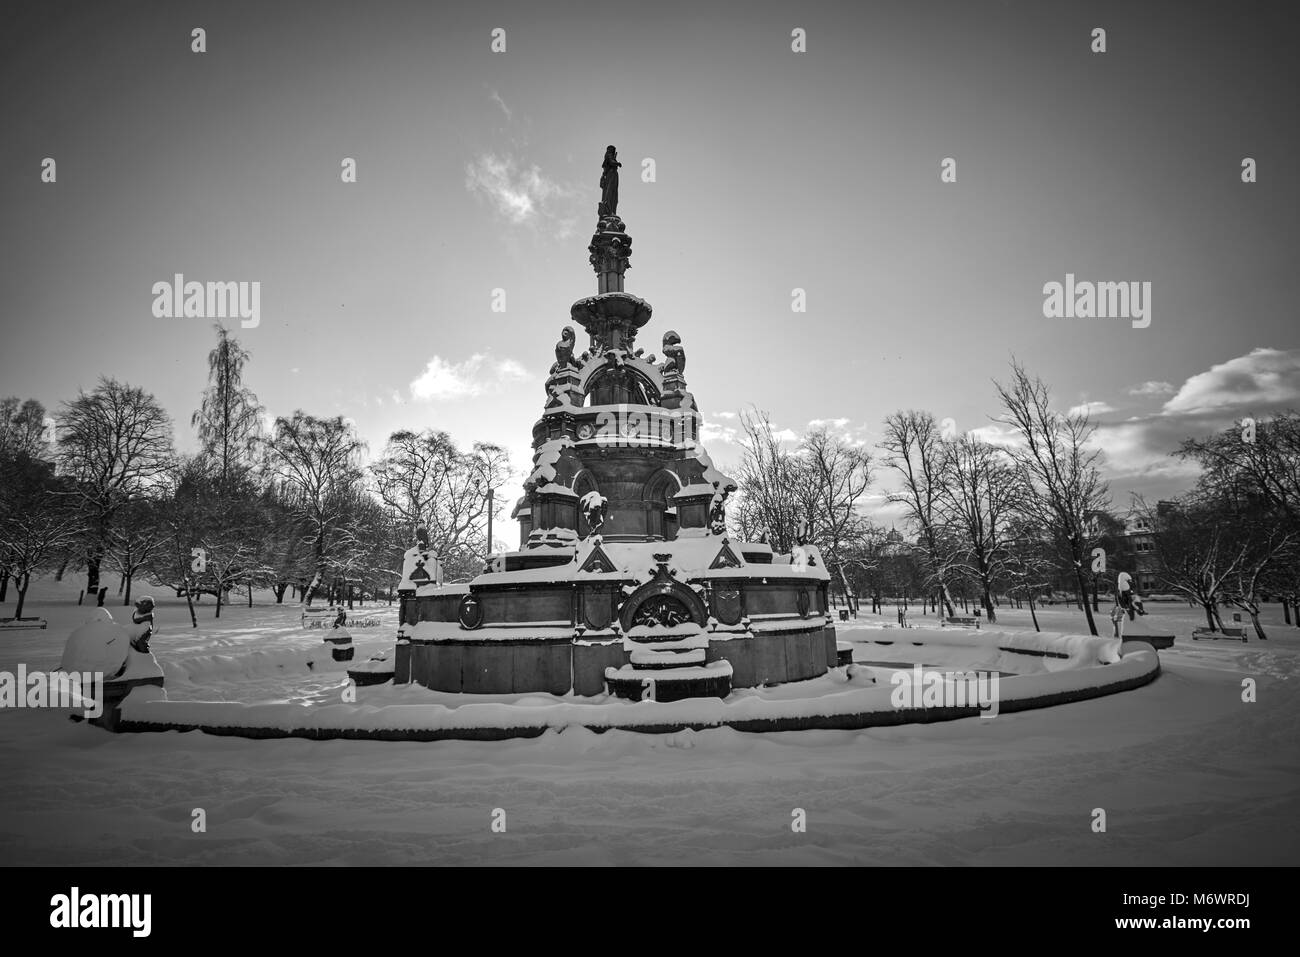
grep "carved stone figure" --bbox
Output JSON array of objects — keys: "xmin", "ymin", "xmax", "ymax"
[
  {"xmin": 598, "ymin": 145, "xmax": 621, "ymax": 216},
  {"xmin": 661, "ymin": 330, "xmax": 685, "ymax": 376},
  {"xmin": 550, "ymin": 325, "xmax": 577, "ymax": 373},
  {"xmin": 580, "ymin": 490, "xmax": 608, "ymax": 537},
  {"xmin": 708, "ymin": 485, "xmax": 731, "ymax": 536}
]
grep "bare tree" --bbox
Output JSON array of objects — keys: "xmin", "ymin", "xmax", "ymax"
[
  {"xmin": 795, "ymin": 427, "xmax": 874, "ymax": 614},
  {"xmin": 263, "ymin": 412, "xmax": 365, "ymax": 605},
  {"xmin": 994, "ymin": 361, "xmax": 1109, "ymax": 635},
  {"xmin": 372, "ymin": 429, "xmax": 510, "ymax": 573},
  {"xmin": 57, "ymin": 378, "xmax": 174, "ymax": 604},
  {"xmin": 879, "ymin": 410, "xmax": 957, "ymax": 617},
  {"xmin": 0, "ymin": 453, "xmax": 79, "ymax": 617},
  {"xmin": 1177, "ymin": 412, "xmax": 1300, "ymax": 523},
  {"xmin": 733, "ymin": 409, "xmax": 804, "ymax": 554},
  {"xmin": 935, "ymin": 435, "xmax": 1021, "ymax": 622},
  {"xmin": 0, "ymin": 397, "xmax": 50, "ymax": 461}
]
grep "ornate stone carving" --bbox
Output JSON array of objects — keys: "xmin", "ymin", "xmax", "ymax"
[
  {"xmin": 708, "ymin": 485, "xmax": 732, "ymax": 536},
  {"xmin": 580, "ymin": 490, "xmax": 607, "ymax": 537},
  {"xmin": 660, "ymin": 330, "xmax": 686, "ymax": 377},
  {"xmin": 550, "ymin": 326, "xmax": 576, "ymax": 374}
]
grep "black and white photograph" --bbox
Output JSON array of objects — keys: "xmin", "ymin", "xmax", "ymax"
[{"xmin": 0, "ymin": 0, "xmax": 1295, "ymax": 923}]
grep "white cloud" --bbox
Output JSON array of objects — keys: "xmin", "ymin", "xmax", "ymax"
[
  {"xmin": 1127, "ymin": 380, "xmax": 1175, "ymax": 397},
  {"xmin": 967, "ymin": 422, "xmax": 1023, "ymax": 449},
  {"xmin": 410, "ymin": 353, "xmax": 528, "ymax": 401},
  {"xmin": 715, "ymin": 411, "xmax": 737, "ymax": 420},
  {"xmin": 808, "ymin": 417, "xmax": 850, "ymax": 429},
  {"xmin": 701, "ymin": 421, "xmax": 739, "ymax": 445},
  {"xmin": 1067, "ymin": 401, "xmax": 1116, "ymax": 418},
  {"xmin": 1090, "ymin": 347, "xmax": 1300, "ymax": 481},
  {"xmin": 1161, "ymin": 347, "xmax": 1300, "ymax": 416},
  {"xmin": 488, "ymin": 89, "xmax": 512, "ymax": 122},
  {"xmin": 465, "ymin": 153, "xmax": 576, "ymax": 233}
]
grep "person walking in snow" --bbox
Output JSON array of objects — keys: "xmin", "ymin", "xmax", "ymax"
[{"xmin": 1115, "ymin": 569, "xmax": 1146, "ymax": 621}]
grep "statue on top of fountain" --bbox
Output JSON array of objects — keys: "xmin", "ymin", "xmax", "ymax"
[{"xmin": 598, "ymin": 145, "xmax": 621, "ymax": 217}]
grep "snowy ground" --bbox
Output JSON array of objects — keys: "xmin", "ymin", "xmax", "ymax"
[{"xmin": 2, "ymin": 578, "xmax": 1297, "ymax": 865}]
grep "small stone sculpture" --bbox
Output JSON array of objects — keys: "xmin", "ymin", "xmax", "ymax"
[
  {"xmin": 550, "ymin": 326, "xmax": 577, "ymax": 374},
  {"xmin": 661, "ymin": 330, "xmax": 685, "ymax": 377}
]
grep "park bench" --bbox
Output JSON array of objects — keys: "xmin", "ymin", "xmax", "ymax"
[
  {"xmin": 302, "ymin": 606, "xmax": 382, "ymax": 629},
  {"xmin": 1191, "ymin": 626, "xmax": 1247, "ymax": 642},
  {"xmin": 0, "ymin": 616, "xmax": 47, "ymax": 631},
  {"xmin": 943, "ymin": 616, "xmax": 980, "ymax": 629},
  {"xmin": 301, "ymin": 607, "xmax": 343, "ymax": 629},
  {"xmin": 1140, "ymin": 635, "xmax": 1176, "ymax": 649}
]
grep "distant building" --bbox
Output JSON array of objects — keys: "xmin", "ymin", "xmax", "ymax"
[
  {"xmin": 1116, "ymin": 501, "xmax": 1177, "ymax": 592},
  {"xmin": 881, "ymin": 526, "xmax": 911, "ymax": 557}
]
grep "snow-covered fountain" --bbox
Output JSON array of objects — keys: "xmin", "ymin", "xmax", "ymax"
[
  {"xmin": 393, "ymin": 146, "xmax": 838, "ymax": 703},
  {"xmin": 73, "ymin": 147, "xmax": 1162, "ymax": 741}
]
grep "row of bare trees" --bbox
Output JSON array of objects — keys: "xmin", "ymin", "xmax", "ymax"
[
  {"xmin": 730, "ymin": 360, "xmax": 1299, "ymax": 637},
  {"xmin": 0, "ymin": 326, "xmax": 511, "ymax": 623}
]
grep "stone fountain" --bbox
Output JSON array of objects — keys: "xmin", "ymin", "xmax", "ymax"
[{"xmin": 394, "ymin": 146, "xmax": 835, "ymax": 702}]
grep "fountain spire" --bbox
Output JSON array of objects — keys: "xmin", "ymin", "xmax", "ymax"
[{"xmin": 588, "ymin": 145, "xmax": 631, "ymax": 294}]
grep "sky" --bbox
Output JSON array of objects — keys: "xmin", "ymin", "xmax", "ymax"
[{"xmin": 2, "ymin": 0, "xmax": 1297, "ymax": 544}]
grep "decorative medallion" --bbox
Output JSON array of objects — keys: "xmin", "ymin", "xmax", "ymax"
[
  {"xmin": 458, "ymin": 594, "xmax": 484, "ymax": 630},
  {"xmin": 577, "ymin": 422, "xmax": 595, "ymax": 440},
  {"xmin": 711, "ymin": 584, "xmax": 743, "ymax": 626},
  {"xmin": 630, "ymin": 595, "xmax": 694, "ymax": 629},
  {"xmin": 582, "ymin": 588, "xmax": 615, "ymax": 631},
  {"xmin": 796, "ymin": 588, "xmax": 811, "ymax": 619},
  {"xmin": 618, "ymin": 558, "xmax": 709, "ymax": 634}
]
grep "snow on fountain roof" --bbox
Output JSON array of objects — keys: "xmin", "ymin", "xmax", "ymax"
[{"xmin": 526, "ymin": 436, "xmax": 574, "ymax": 487}]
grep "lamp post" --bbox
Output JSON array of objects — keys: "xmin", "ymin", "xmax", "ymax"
[{"xmin": 475, "ymin": 478, "xmax": 495, "ymax": 560}]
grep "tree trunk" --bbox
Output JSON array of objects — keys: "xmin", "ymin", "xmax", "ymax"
[
  {"xmin": 0, "ymin": 569, "xmax": 8, "ymax": 602},
  {"xmin": 184, "ymin": 578, "xmax": 198, "ymax": 628},
  {"xmin": 1028, "ymin": 594, "xmax": 1040, "ymax": 632},
  {"xmin": 837, "ymin": 566, "xmax": 856, "ymax": 619},
  {"xmin": 982, "ymin": 585, "xmax": 996, "ymax": 623},
  {"xmin": 248, "ymin": 582, "xmax": 254, "ymax": 608},
  {"xmin": 85, "ymin": 547, "xmax": 102, "ymax": 601},
  {"xmin": 1202, "ymin": 602, "xmax": 1217, "ymax": 631},
  {"xmin": 274, "ymin": 583, "xmax": 288, "ymax": 604},
  {"xmin": 123, "ymin": 571, "xmax": 132, "ymax": 606},
  {"xmin": 14, "ymin": 574, "xmax": 30, "ymax": 618},
  {"xmin": 1285, "ymin": 601, "xmax": 1292, "ymax": 625},
  {"xmin": 1072, "ymin": 563, "xmax": 1099, "ymax": 635},
  {"xmin": 215, "ymin": 586, "xmax": 222, "ymax": 618},
  {"xmin": 55, "ymin": 556, "xmax": 70, "ymax": 581},
  {"xmin": 1248, "ymin": 609, "xmax": 1266, "ymax": 640}
]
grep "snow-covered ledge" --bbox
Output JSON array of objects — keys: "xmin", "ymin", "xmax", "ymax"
[{"xmin": 111, "ymin": 628, "xmax": 1160, "ymax": 741}]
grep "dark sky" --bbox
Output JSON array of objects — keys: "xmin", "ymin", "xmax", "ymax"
[{"xmin": 2, "ymin": 0, "xmax": 1297, "ymax": 527}]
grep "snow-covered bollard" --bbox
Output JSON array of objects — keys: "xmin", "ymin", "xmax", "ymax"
[
  {"xmin": 323, "ymin": 610, "xmax": 355, "ymax": 663},
  {"xmin": 347, "ymin": 651, "xmax": 395, "ymax": 687},
  {"xmin": 58, "ymin": 609, "xmax": 164, "ymax": 732}
]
